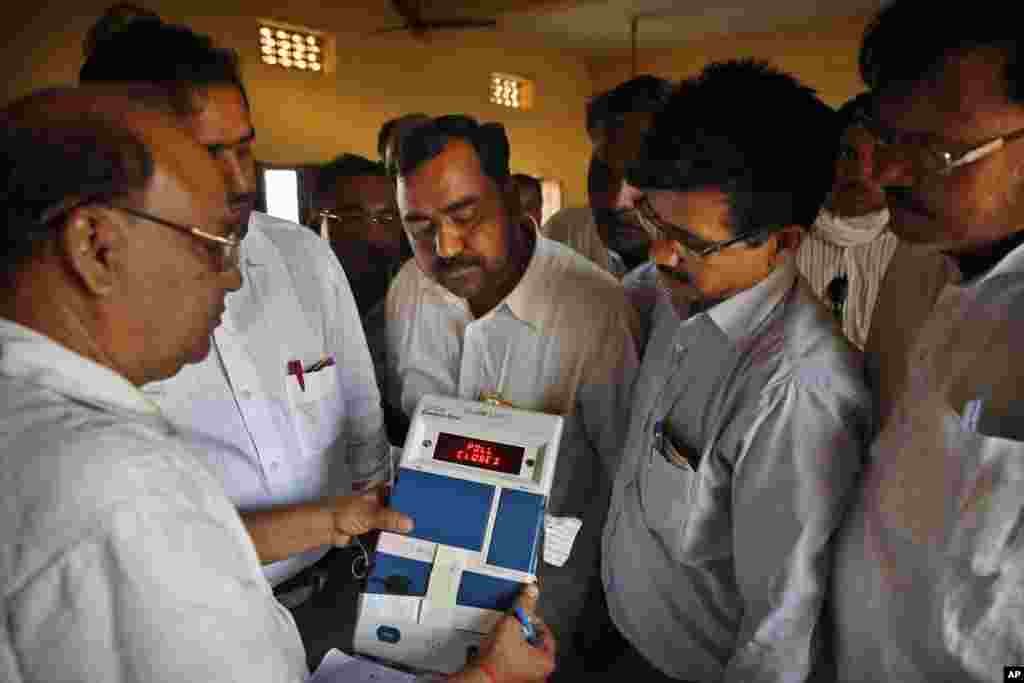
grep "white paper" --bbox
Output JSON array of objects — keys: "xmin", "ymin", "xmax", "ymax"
[
  {"xmin": 376, "ymin": 532, "xmax": 437, "ymax": 564},
  {"xmin": 420, "ymin": 546, "xmax": 464, "ymax": 628},
  {"xmin": 307, "ymin": 648, "xmax": 417, "ymax": 683},
  {"xmin": 543, "ymin": 514, "xmax": 583, "ymax": 567},
  {"xmin": 361, "ymin": 593, "xmax": 422, "ymax": 624}
]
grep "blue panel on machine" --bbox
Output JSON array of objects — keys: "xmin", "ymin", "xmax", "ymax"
[
  {"xmin": 486, "ymin": 489, "xmax": 545, "ymax": 573},
  {"xmin": 456, "ymin": 572, "xmax": 521, "ymax": 612},
  {"xmin": 389, "ymin": 469, "xmax": 495, "ymax": 552},
  {"xmin": 365, "ymin": 553, "xmax": 431, "ymax": 597}
]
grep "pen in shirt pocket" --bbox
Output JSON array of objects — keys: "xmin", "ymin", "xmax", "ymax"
[{"xmin": 287, "ymin": 355, "xmax": 335, "ymax": 392}]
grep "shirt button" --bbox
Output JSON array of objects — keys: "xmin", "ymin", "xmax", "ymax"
[
  {"xmin": 239, "ymin": 389, "xmax": 253, "ymax": 400},
  {"xmin": 675, "ymin": 343, "xmax": 684, "ymax": 354},
  {"xmin": 270, "ymin": 462, "xmax": 280, "ymax": 472}
]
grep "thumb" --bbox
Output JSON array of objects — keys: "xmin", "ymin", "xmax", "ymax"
[
  {"xmin": 374, "ymin": 506, "xmax": 414, "ymax": 533},
  {"xmin": 514, "ymin": 581, "xmax": 540, "ymax": 615}
]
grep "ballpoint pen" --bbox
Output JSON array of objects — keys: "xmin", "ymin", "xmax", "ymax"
[{"xmin": 513, "ymin": 607, "xmax": 542, "ymax": 647}]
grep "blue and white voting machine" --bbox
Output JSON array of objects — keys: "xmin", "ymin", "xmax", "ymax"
[{"xmin": 353, "ymin": 395, "xmax": 563, "ymax": 674}]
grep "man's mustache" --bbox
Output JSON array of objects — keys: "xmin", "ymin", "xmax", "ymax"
[
  {"xmin": 885, "ymin": 186, "xmax": 935, "ymax": 218},
  {"xmin": 229, "ymin": 192, "xmax": 259, "ymax": 211},
  {"xmin": 657, "ymin": 263, "xmax": 691, "ymax": 284},
  {"xmin": 437, "ymin": 256, "xmax": 483, "ymax": 274}
]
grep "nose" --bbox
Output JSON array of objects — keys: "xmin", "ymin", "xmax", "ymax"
[
  {"xmin": 650, "ymin": 239, "xmax": 682, "ymax": 269},
  {"xmin": 219, "ymin": 150, "xmax": 253, "ymax": 197},
  {"xmin": 615, "ymin": 181, "xmax": 644, "ymax": 211},
  {"xmin": 435, "ymin": 220, "xmax": 465, "ymax": 260}
]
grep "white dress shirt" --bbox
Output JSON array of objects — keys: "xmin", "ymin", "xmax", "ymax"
[
  {"xmin": 385, "ymin": 233, "xmax": 640, "ymax": 651},
  {"xmin": 0, "ymin": 319, "xmax": 307, "ymax": 682},
  {"xmin": 603, "ymin": 257, "xmax": 871, "ymax": 682},
  {"xmin": 795, "ymin": 208, "xmax": 899, "ymax": 349},
  {"xmin": 831, "ymin": 241, "xmax": 1024, "ymax": 683},
  {"xmin": 143, "ymin": 212, "xmax": 390, "ymax": 586}
]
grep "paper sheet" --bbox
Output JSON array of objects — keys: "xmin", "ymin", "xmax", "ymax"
[
  {"xmin": 307, "ymin": 648, "xmax": 417, "ymax": 683},
  {"xmin": 543, "ymin": 515, "xmax": 582, "ymax": 567},
  {"xmin": 377, "ymin": 532, "xmax": 437, "ymax": 564},
  {"xmin": 419, "ymin": 545, "xmax": 463, "ymax": 628}
]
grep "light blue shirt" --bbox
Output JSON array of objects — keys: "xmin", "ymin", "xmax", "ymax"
[
  {"xmin": 603, "ymin": 257, "xmax": 871, "ymax": 681},
  {"xmin": 832, "ymin": 242, "xmax": 1024, "ymax": 682}
]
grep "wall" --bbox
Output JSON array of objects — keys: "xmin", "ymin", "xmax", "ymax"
[
  {"xmin": 585, "ymin": 12, "xmax": 872, "ymax": 107},
  {"xmin": 0, "ymin": 1, "xmax": 596, "ymax": 205}
]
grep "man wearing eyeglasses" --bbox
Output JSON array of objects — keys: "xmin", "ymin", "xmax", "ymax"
[
  {"xmin": 600, "ymin": 60, "xmax": 871, "ymax": 682},
  {"xmin": 828, "ymin": 7, "xmax": 1024, "ymax": 682},
  {"xmin": 79, "ymin": 9, "xmax": 395, "ymax": 667},
  {"xmin": 0, "ymin": 85, "xmax": 313, "ymax": 681},
  {"xmin": 314, "ymin": 154, "xmax": 405, "ymax": 317},
  {"xmin": 313, "ymin": 153, "xmax": 409, "ymax": 444}
]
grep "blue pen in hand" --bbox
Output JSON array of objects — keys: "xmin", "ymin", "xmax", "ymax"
[{"xmin": 514, "ymin": 607, "xmax": 542, "ymax": 647}]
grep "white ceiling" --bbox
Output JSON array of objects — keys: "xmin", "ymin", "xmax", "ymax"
[{"xmin": 491, "ymin": 0, "xmax": 886, "ymax": 50}]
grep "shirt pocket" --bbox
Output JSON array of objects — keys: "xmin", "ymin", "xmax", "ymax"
[
  {"xmin": 640, "ymin": 437, "xmax": 698, "ymax": 559},
  {"xmin": 285, "ymin": 364, "xmax": 342, "ymax": 460}
]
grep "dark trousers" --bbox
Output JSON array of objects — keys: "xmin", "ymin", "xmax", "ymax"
[
  {"xmin": 566, "ymin": 575, "xmax": 691, "ymax": 682},
  {"xmin": 283, "ymin": 546, "xmax": 366, "ymax": 672}
]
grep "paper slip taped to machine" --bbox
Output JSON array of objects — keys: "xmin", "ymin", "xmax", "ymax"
[
  {"xmin": 543, "ymin": 515, "xmax": 582, "ymax": 567},
  {"xmin": 377, "ymin": 532, "xmax": 438, "ymax": 564},
  {"xmin": 307, "ymin": 648, "xmax": 416, "ymax": 683}
]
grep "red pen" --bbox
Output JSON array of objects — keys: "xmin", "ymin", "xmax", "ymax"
[{"xmin": 287, "ymin": 359, "xmax": 305, "ymax": 391}]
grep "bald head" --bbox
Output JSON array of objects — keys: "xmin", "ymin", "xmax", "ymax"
[{"xmin": 1, "ymin": 85, "xmax": 239, "ymax": 385}]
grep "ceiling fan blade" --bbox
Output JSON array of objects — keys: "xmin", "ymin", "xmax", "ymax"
[
  {"xmin": 418, "ymin": 19, "xmax": 498, "ymax": 30},
  {"xmin": 368, "ymin": 24, "xmax": 416, "ymax": 35}
]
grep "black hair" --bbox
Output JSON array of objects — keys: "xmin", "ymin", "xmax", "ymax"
[
  {"xmin": 377, "ymin": 113, "xmax": 431, "ymax": 159},
  {"xmin": 859, "ymin": 0, "xmax": 1023, "ymax": 103},
  {"xmin": 397, "ymin": 115, "xmax": 511, "ymax": 186},
  {"xmin": 316, "ymin": 154, "xmax": 387, "ymax": 198},
  {"xmin": 628, "ymin": 59, "xmax": 837, "ymax": 238},
  {"xmin": 586, "ymin": 75, "xmax": 674, "ymax": 135},
  {"xmin": 512, "ymin": 173, "xmax": 541, "ymax": 197},
  {"xmin": 79, "ymin": 5, "xmax": 250, "ymax": 115},
  {"xmin": 587, "ymin": 156, "xmax": 615, "ymax": 197},
  {"xmin": 836, "ymin": 92, "xmax": 872, "ymax": 132},
  {"xmin": 0, "ymin": 88, "xmax": 155, "ymax": 285}
]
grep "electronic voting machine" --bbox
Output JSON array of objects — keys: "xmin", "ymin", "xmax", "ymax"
[{"xmin": 353, "ymin": 394, "xmax": 563, "ymax": 674}]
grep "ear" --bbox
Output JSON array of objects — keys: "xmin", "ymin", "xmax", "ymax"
[
  {"xmin": 59, "ymin": 205, "xmax": 123, "ymax": 297},
  {"xmin": 775, "ymin": 224, "xmax": 804, "ymax": 256}
]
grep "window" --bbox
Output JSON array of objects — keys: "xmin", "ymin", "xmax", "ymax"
[
  {"xmin": 262, "ymin": 168, "xmax": 301, "ymax": 223},
  {"xmin": 490, "ymin": 73, "xmax": 534, "ymax": 111},
  {"xmin": 540, "ymin": 179, "xmax": 562, "ymax": 225},
  {"xmin": 258, "ymin": 22, "xmax": 325, "ymax": 73}
]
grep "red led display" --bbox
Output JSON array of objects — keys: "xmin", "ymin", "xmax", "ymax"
[{"xmin": 432, "ymin": 432, "xmax": 526, "ymax": 475}]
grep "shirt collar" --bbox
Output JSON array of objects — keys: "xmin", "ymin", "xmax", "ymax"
[
  {"xmin": 938, "ymin": 237, "xmax": 1024, "ymax": 287},
  {"xmin": 423, "ymin": 228, "xmax": 556, "ymax": 329},
  {"xmin": 0, "ymin": 318, "xmax": 161, "ymax": 417},
  {"xmin": 705, "ymin": 254, "xmax": 798, "ymax": 344}
]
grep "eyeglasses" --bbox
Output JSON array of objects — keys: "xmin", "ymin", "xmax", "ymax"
[
  {"xmin": 318, "ymin": 209, "xmax": 400, "ymax": 228},
  {"xmin": 860, "ymin": 114, "xmax": 1024, "ymax": 177},
  {"xmin": 109, "ymin": 205, "xmax": 241, "ymax": 272},
  {"xmin": 635, "ymin": 195, "xmax": 771, "ymax": 258}
]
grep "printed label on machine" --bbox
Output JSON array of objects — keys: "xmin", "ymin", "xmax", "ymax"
[{"xmin": 354, "ymin": 395, "xmax": 563, "ymax": 675}]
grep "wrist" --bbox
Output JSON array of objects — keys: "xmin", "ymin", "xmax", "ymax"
[
  {"xmin": 317, "ymin": 500, "xmax": 338, "ymax": 546},
  {"xmin": 461, "ymin": 662, "xmax": 497, "ymax": 683}
]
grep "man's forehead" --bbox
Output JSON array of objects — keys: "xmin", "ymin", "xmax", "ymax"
[
  {"xmin": 875, "ymin": 48, "xmax": 1017, "ymax": 132},
  {"xmin": 400, "ymin": 139, "xmax": 491, "ymax": 200},
  {"xmin": 187, "ymin": 85, "xmax": 252, "ymax": 144}
]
